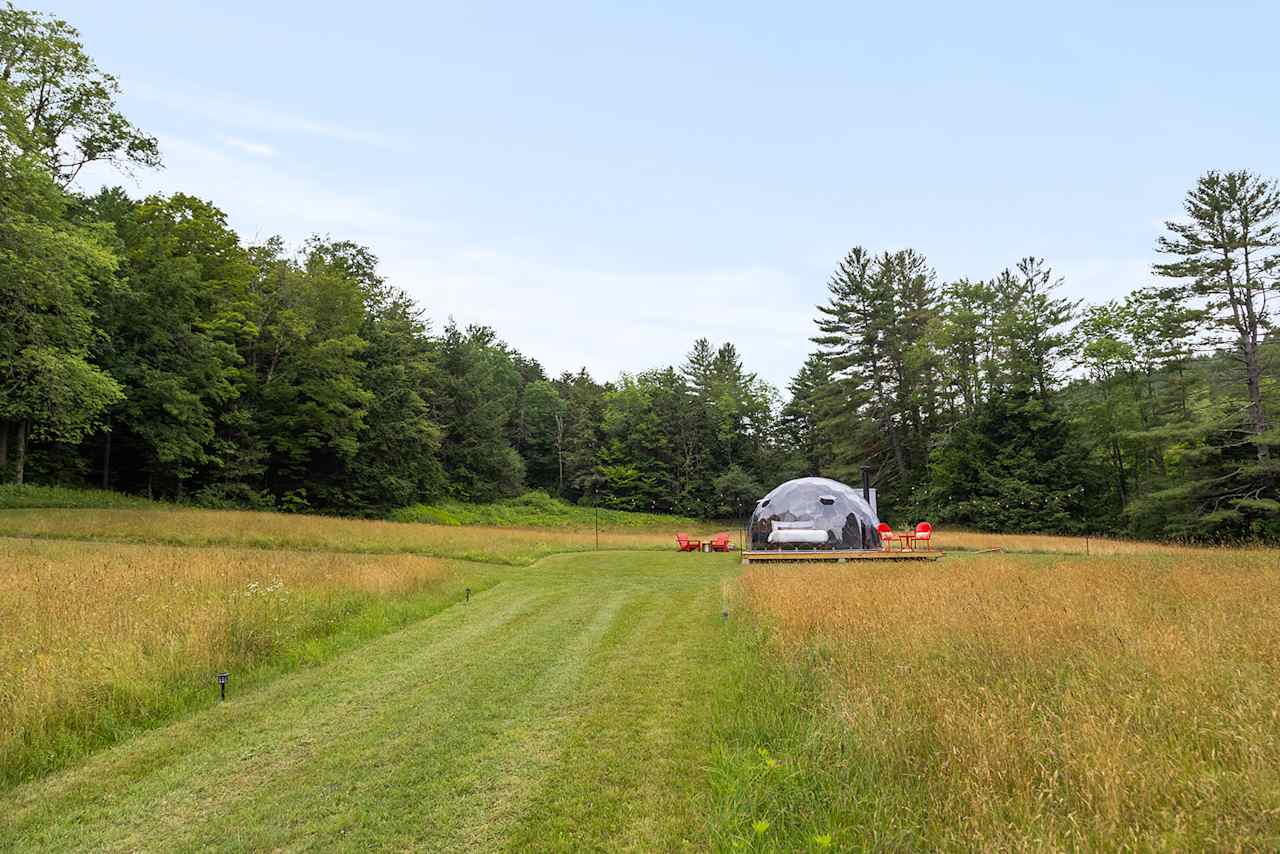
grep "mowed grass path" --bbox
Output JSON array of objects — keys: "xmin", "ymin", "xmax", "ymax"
[{"xmin": 1, "ymin": 551, "xmax": 740, "ymax": 852}]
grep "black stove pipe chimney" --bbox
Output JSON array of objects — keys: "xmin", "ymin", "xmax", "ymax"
[{"xmin": 860, "ymin": 464, "xmax": 872, "ymax": 505}]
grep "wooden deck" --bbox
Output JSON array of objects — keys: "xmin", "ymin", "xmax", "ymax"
[{"xmin": 742, "ymin": 549, "xmax": 943, "ymax": 564}]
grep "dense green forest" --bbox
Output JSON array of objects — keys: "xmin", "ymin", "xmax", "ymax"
[{"xmin": 1, "ymin": 5, "xmax": 1276, "ymax": 537}]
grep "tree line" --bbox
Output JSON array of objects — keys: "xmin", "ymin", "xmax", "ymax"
[
  {"xmin": 803, "ymin": 209, "xmax": 1278, "ymax": 539},
  {"xmin": 1, "ymin": 5, "xmax": 1275, "ymax": 536}
]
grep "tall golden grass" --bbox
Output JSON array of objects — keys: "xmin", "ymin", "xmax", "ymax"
[
  {"xmin": 928, "ymin": 529, "xmax": 1258, "ymax": 556},
  {"xmin": 0, "ymin": 537, "xmax": 455, "ymax": 785},
  {"xmin": 0, "ymin": 508, "xmax": 716, "ymax": 565},
  {"xmin": 737, "ymin": 549, "xmax": 1280, "ymax": 848}
]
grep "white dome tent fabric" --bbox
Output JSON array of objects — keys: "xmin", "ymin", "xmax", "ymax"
[{"xmin": 748, "ymin": 476, "xmax": 882, "ymax": 551}]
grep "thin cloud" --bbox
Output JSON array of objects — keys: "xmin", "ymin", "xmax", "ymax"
[
  {"xmin": 78, "ymin": 132, "xmax": 438, "ymax": 239},
  {"xmin": 130, "ymin": 80, "xmax": 413, "ymax": 152},
  {"xmin": 223, "ymin": 136, "xmax": 276, "ymax": 158}
]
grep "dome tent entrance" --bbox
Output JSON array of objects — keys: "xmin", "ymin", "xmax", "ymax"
[{"xmin": 748, "ymin": 476, "xmax": 882, "ymax": 552}]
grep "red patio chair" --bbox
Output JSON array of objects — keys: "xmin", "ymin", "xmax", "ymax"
[
  {"xmin": 914, "ymin": 521, "xmax": 933, "ymax": 550},
  {"xmin": 675, "ymin": 532, "xmax": 701, "ymax": 552},
  {"xmin": 709, "ymin": 532, "xmax": 731, "ymax": 552},
  {"xmin": 877, "ymin": 522, "xmax": 896, "ymax": 552}
]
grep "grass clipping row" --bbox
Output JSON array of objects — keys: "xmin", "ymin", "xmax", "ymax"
[{"xmin": 736, "ymin": 551, "xmax": 1280, "ymax": 849}]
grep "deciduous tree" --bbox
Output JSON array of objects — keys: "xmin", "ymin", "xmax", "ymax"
[{"xmin": 0, "ymin": 3, "xmax": 159, "ymax": 184}]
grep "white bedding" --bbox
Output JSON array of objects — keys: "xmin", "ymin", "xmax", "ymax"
[{"xmin": 768, "ymin": 529, "xmax": 829, "ymax": 545}]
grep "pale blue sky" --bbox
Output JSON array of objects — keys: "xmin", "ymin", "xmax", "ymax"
[{"xmin": 64, "ymin": 1, "xmax": 1279, "ymax": 389}]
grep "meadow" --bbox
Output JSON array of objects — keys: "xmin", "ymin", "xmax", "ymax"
[
  {"xmin": 926, "ymin": 528, "xmax": 1256, "ymax": 557},
  {"xmin": 0, "ymin": 538, "xmax": 484, "ymax": 786},
  {"xmin": 2, "ymin": 496, "xmax": 1279, "ymax": 851},
  {"xmin": 724, "ymin": 548, "xmax": 1280, "ymax": 850},
  {"xmin": 0, "ymin": 506, "xmax": 717, "ymax": 566},
  {"xmin": 389, "ymin": 489, "xmax": 706, "ymax": 529},
  {"xmin": 0, "ymin": 498, "xmax": 720, "ymax": 791}
]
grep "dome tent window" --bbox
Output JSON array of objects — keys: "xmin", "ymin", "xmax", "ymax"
[{"xmin": 749, "ymin": 477, "xmax": 882, "ymax": 551}]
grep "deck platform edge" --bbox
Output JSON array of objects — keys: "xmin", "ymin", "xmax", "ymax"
[{"xmin": 741, "ymin": 549, "xmax": 943, "ymax": 563}]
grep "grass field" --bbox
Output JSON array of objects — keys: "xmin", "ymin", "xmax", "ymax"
[
  {"xmin": 2, "ymin": 500, "xmax": 1279, "ymax": 850},
  {"xmin": 390, "ymin": 489, "xmax": 706, "ymax": 529},
  {"xmin": 728, "ymin": 550, "xmax": 1280, "ymax": 850},
  {"xmin": 929, "ymin": 528, "xmax": 1260, "ymax": 556},
  {"xmin": 2, "ymin": 547, "xmax": 744, "ymax": 851},
  {"xmin": 0, "ymin": 484, "xmax": 156, "ymax": 510},
  {"xmin": 0, "ymin": 507, "xmax": 723, "ymax": 565},
  {"xmin": 0, "ymin": 538, "xmax": 487, "ymax": 786}
]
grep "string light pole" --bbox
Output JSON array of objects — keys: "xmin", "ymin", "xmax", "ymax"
[{"xmin": 586, "ymin": 473, "xmax": 606, "ymax": 551}]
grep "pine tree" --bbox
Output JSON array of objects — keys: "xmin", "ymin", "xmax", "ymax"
[
  {"xmin": 1155, "ymin": 170, "xmax": 1280, "ymax": 520},
  {"xmin": 554, "ymin": 369, "xmax": 605, "ymax": 501},
  {"xmin": 929, "ymin": 388, "xmax": 1096, "ymax": 533},
  {"xmin": 681, "ymin": 338, "xmax": 716, "ymax": 397},
  {"xmin": 813, "ymin": 248, "xmax": 938, "ymax": 510},
  {"xmin": 519, "ymin": 380, "xmax": 566, "ymax": 493},
  {"xmin": 990, "ymin": 258, "xmax": 1078, "ymax": 397},
  {"xmin": 430, "ymin": 322, "xmax": 525, "ymax": 502},
  {"xmin": 779, "ymin": 353, "xmax": 834, "ymax": 476}
]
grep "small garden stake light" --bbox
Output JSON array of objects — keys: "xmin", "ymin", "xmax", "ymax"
[
  {"xmin": 465, "ymin": 587, "xmax": 471, "ymax": 603},
  {"xmin": 217, "ymin": 671, "xmax": 229, "ymax": 701}
]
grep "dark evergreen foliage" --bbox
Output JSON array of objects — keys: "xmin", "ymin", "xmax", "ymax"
[{"xmin": 928, "ymin": 390, "xmax": 1096, "ymax": 533}]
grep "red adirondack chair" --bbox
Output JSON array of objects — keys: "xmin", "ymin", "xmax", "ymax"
[
  {"xmin": 914, "ymin": 521, "xmax": 933, "ymax": 550},
  {"xmin": 709, "ymin": 532, "xmax": 731, "ymax": 552},
  {"xmin": 676, "ymin": 532, "xmax": 701, "ymax": 552},
  {"xmin": 877, "ymin": 522, "xmax": 896, "ymax": 551}
]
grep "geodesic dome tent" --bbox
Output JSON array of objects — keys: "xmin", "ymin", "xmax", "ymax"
[{"xmin": 749, "ymin": 476, "xmax": 882, "ymax": 551}]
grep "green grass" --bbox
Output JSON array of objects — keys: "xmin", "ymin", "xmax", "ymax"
[
  {"xmin": 1, "ymin": 550, "xmax": 743, "ymax": 852},
  {"xmin": 0, "ymin": 484, "xmax": 158, "ymax": 510},
  {"xmin": 0, "ymin": 483, "xmax": 705, "ymax": 533},
  {"xmin": 707, "ymin": 625, "xmax": 923, "ymax": 852},
  {"xmin": 0, "ymin": 537, "xmax": 503, "ymax": 790},
  {"xmin": 5, "ymin": 573, "xmax": 501, "ymax": 790},
  {"xmin": 390, "ymin": 489, "xmax": 705, "ymax": 530},
  {"xmin": 0, "ymin": 535, "xmax": 855, "ymax": 851}
]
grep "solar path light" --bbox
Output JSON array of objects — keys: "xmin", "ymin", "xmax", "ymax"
[{"xmin": 217, "ymin": 671, "xmax": 229, "ymax": 701}]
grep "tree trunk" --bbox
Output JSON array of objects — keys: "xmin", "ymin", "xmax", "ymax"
[
  {"xmin": 885, "ymin": 415, "xmax": 908, "ymax": 481},
  {"xmin": 101, "ymin": 431, "xmax": 112, "ymax": 490},
  {"xmin": 14, "ymin": 419, "xmax": 27, "ymax": 485},
  {"xmin": 0, "ymin": 420, "xmax": 8, "ymax": 481},
  {"xmin": 1111, "ymin": 439, "xmax": 1128, "ymax": 510},
  {"xmin": 1176, "ymin": 365, "xmax": 1189, "ymax": 419},
  {"xmin": 1244, "ymin": 337, "xmax": 1270, "ymax": 465},
  {"xmin": 554, "ymin": 413, "xmax": 565, "ymax": 496}
]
